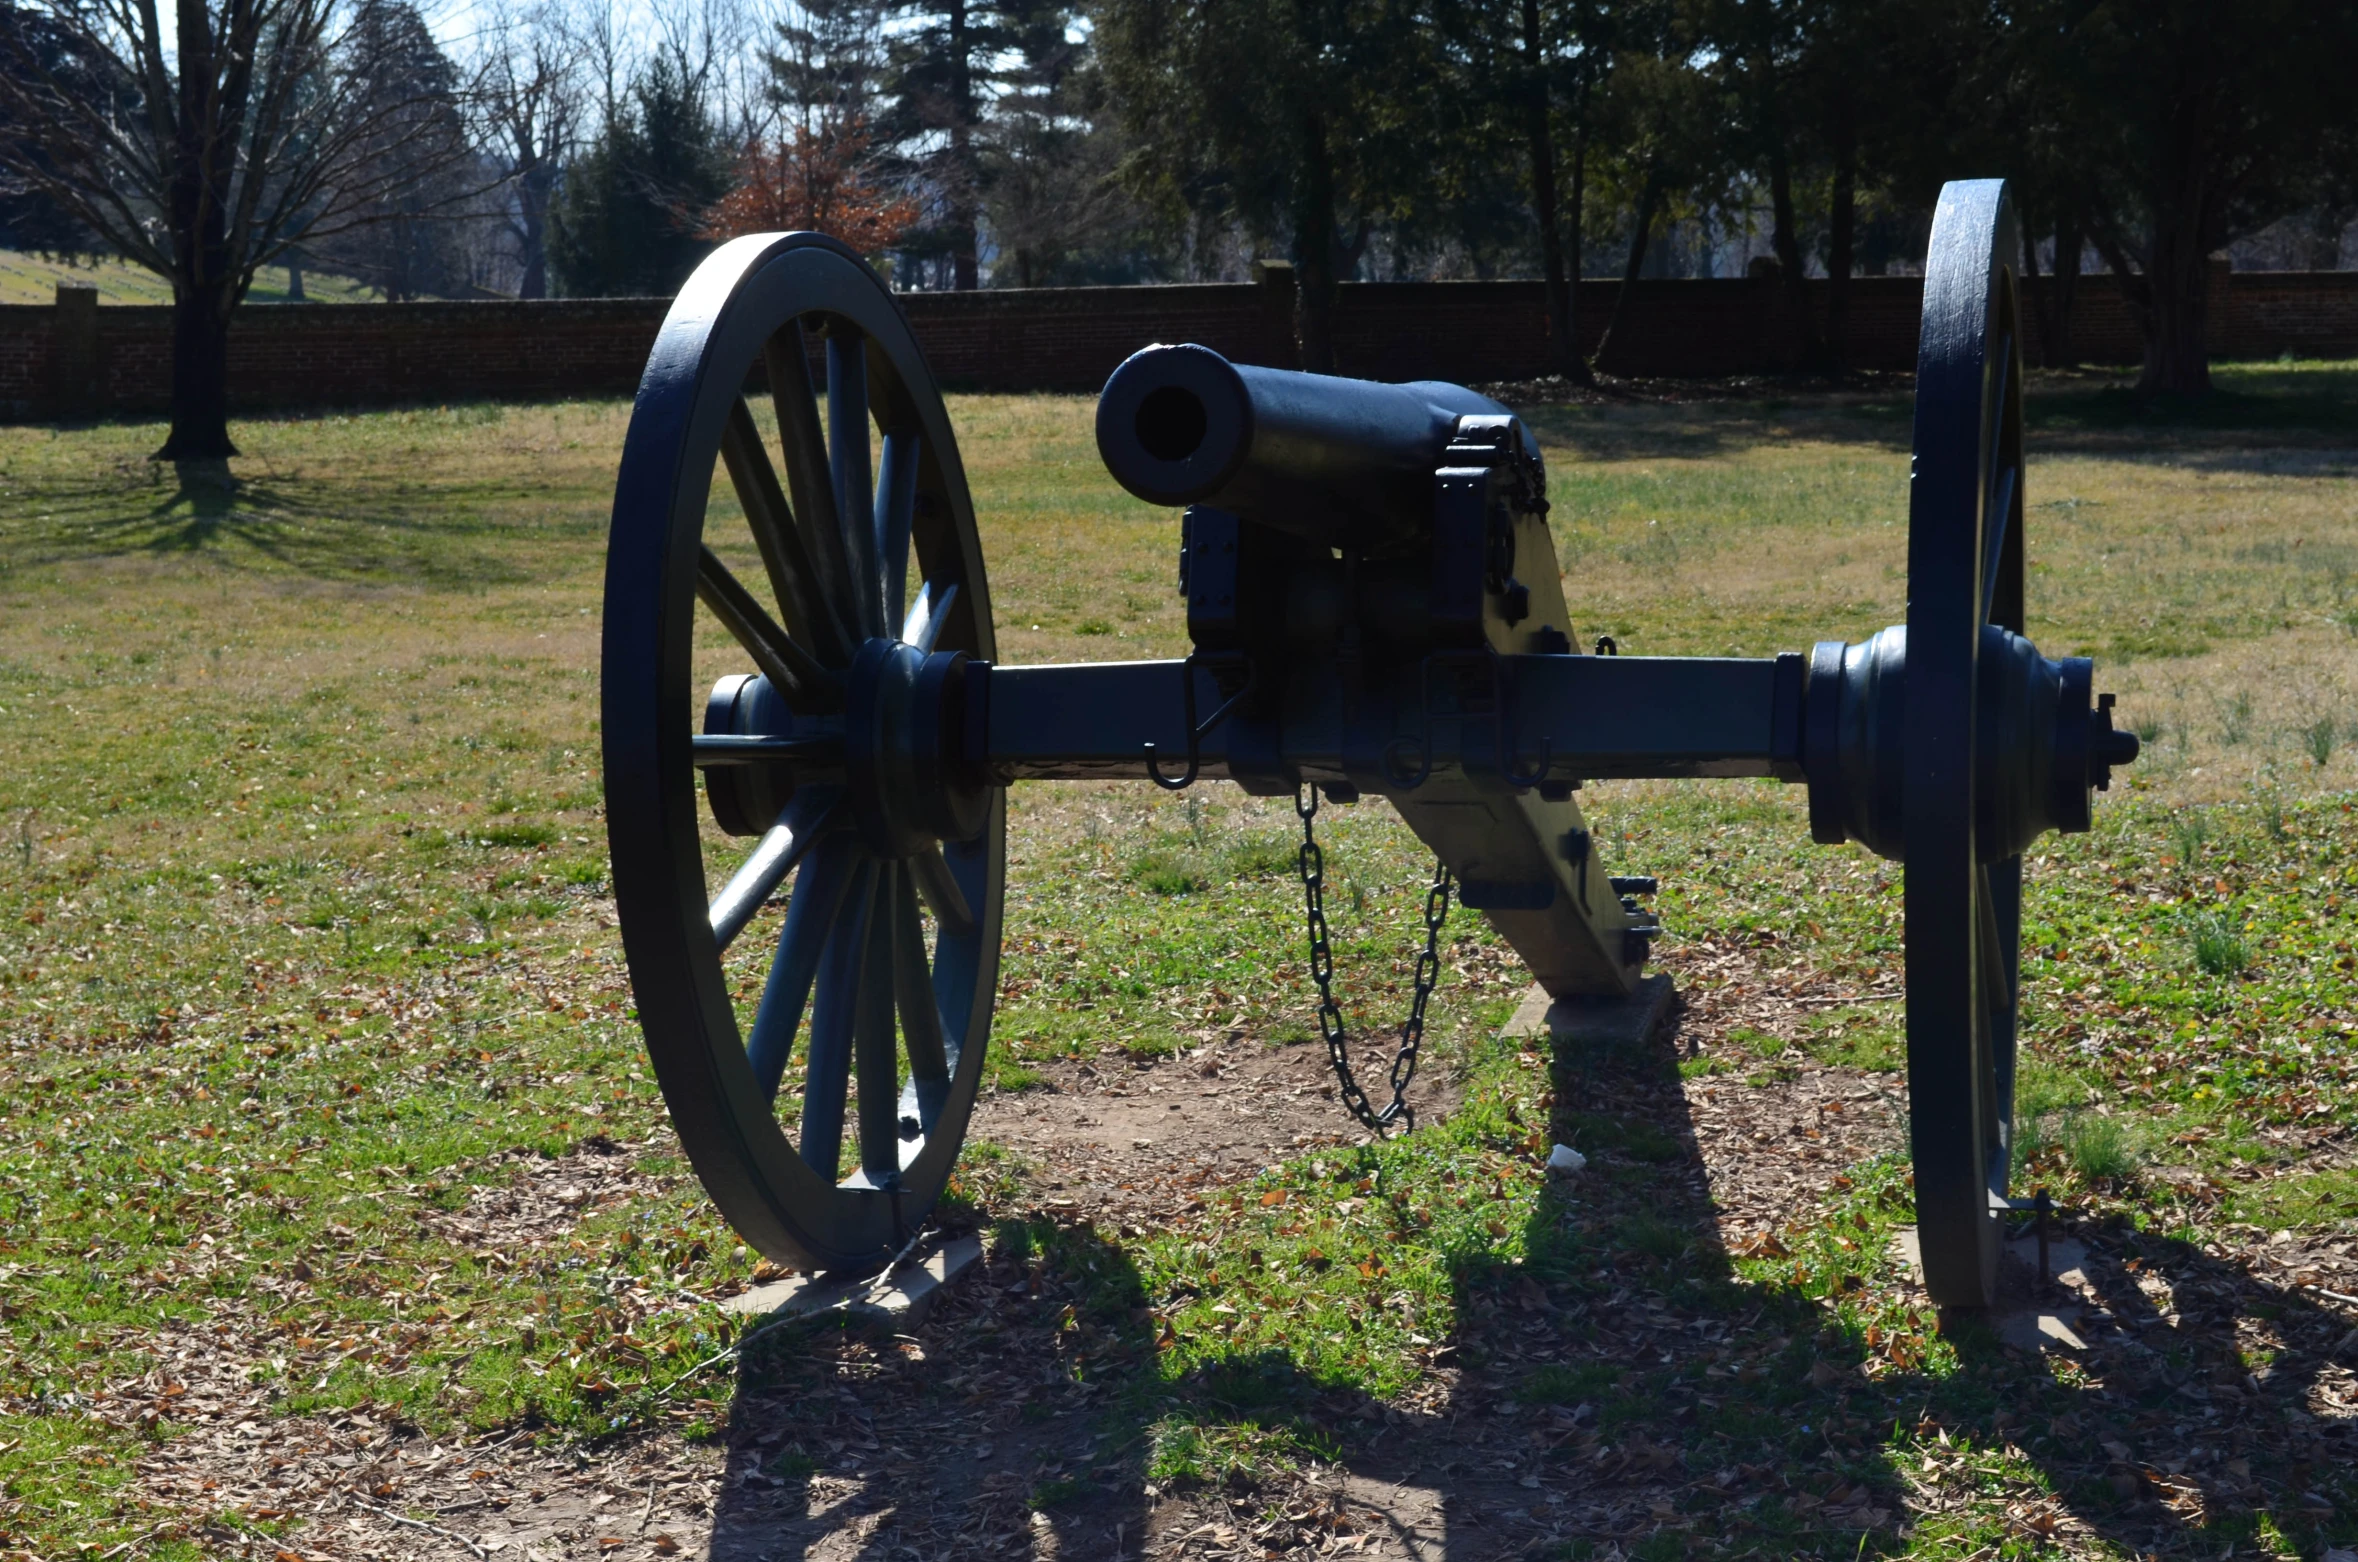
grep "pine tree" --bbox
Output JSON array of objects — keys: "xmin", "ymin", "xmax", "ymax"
[
  {"xmin": 548, "ymin": 48, "xmax": 730, "ymax": 296},
  {"xmin": 875, "ymin": 1, "xmax": 1013, "ymax": 289},
  {"xmin": 317, "ymin": 0, "xmax": 474, "ymax": 301}
]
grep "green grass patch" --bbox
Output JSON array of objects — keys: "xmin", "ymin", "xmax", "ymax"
[
  {"xmin": 7, "ymin": 374, "xmax": 2358, "ymax": 1548},
  {"xmin": 2224, "ymin": 1167, "xmax": 2358, "ymax": 1231}
]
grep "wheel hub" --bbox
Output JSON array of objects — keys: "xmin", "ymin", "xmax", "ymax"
[
  {"xmin": 1803, "ymin": 625, "xmax": 2140, "ymax": 861},
  {"xmin": 845, "ymin": 639, "xmax": 988, "ymax": 857}
]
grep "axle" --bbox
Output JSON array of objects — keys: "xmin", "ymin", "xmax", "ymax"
[
  {"xmin": 976, "ymin": 653, "xmax": 1805, "ymax": 784},
  {"xmin": 697, "ymin": 345, "xmax": 2135, "ymax": 1003}
]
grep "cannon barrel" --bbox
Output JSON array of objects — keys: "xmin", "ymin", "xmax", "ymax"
[{"xmin": 1094, "ymin": 343, "xmax": 1531, "ymax": 550}]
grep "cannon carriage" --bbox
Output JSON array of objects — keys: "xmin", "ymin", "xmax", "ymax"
[{"xmin": 602, "ymin": 178, "xmax": 2137, "ymax": 1312}]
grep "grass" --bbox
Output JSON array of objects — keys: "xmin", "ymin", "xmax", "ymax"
[
  {"xmin": 2305, "ymin": 715, "xmax": 2339, "ymax": 767},
  {"xmin": 3, "ymin": 359, "xmax": 2358, "ymax": 1555},
  {"xmin": 2180, "ymin": 908, "xmax": 2254, "ymax": 977},
  {"xmin": 1, "ymin": 249, "xmax": 387, "ymax": 305}
]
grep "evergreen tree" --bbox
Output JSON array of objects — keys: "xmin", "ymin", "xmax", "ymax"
[
  {"xmin": 875, "ymin": 1, "xmax": 1015, "ymax": 289},
  {"xmin": 1097, "ymin": 0, "xmax": 1429, "ymax": 370},
  {"xmin": 979, "ymin": 0, "xmax": 1162, "ymax": 286},
  {"xmin": 2003, "ymin": 0, "xmax": 2358, "ymax": 396},
  {"xmin": 0, "ymin": 1, "xmax": 115, "ymax": 256},
  {"xmin": 770, "ymin": 0, "xmax": 886, "ymax": 132},
  {"xmin": 317, "ymin": 0, "xmax": 475, "ymax": 301},
  {"xmin": 548, "ymin": 48, "xmax": 730, "ymax": 296}
]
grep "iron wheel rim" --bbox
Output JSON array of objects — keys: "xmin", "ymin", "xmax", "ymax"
[
  {"xmin": 1905, "ymin": 179, "xmax": 2027, "ymax": 1310},
  {"xmin": 603, "ymin": 232, "xmax": 1003, "ymax": 1273}
]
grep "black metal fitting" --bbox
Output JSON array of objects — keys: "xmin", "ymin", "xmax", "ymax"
[
  {"xmin": 701, "ymin": 672, "xmax": 800, "ymax": 837},
  {"xmin": 1802, "ymin": 625, "xmax": 2142, "ymax": 863},
  {"xmin": 1145, "ymin": 652, "xmax": 1258, "ymax": 791},
  {"xmin": 846, "ymin": 642, "xmax": 990, "ymax": 855}
]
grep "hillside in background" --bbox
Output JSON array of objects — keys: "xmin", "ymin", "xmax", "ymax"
[{"xmin": 1, "ymin": 251, "xmax": 386, "ymax": 305}]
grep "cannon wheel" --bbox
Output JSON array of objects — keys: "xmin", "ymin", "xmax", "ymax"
[
  {"xmin": 1906, "ymin": 180, "xmax": 2027, "ymax": 1309},
  {"xmin": 603, "ymin": 232, "xmax": 1003, "ymax": 1274}
]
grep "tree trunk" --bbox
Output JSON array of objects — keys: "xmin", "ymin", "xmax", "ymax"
[
  {"xmin": 2306, "ymin": 206, "xmax": 2349, "ymax": 270},
  {"xmin": 2100, "ymin": 156, "xmax": 2216, "ymax": 397},
  {"xmin": 156, "ymin": 0, "xmax": 238, "ymax": 462},
  {"xmin": 1293, "ymin": 107, "xmax": 1340, "ymax": 374},
  {"xmin": 2021, "ymin": 215, "xmax": 2082, "ymax": 368},
  {"xmin": 2138, "ymin": 226, "xmax": 2213, "ymax": 397},
  {"xmin": 1565, "ymin": 126, "xmax": 1586, "ymax": 364},
  {"xmin": 947, "ymin": 0, "xmax": 979, "ymax": 290},
  {"xmin": 158, "ymin": 280, "xmax": 237, "ymax": 461},
  {"xmin": 2050, "ymin": 215, "xmax": 2081, "ymax": 366},
  {"xmin": 1521, "ymin": 0, "xmax": 1588, "ymax": 384},
  {"xmin": 1765, "ymin": 141, "xmax": 1820, "ymax": 371},
  {"xmin": 1824, "ymin": 101, "xmax": 1856, "ymax": 373},
  {"xmin": 1592, "ymin": 168, "xmax": 1662, "ymax": 374},
  {"xmin": 2019, "ymin": 217, "xmax": 2051, "ymax": 365},
  {"xmin": 286, "ymin": 261, "xmax": 306, "ymax": 302},
  {"xmin": 518, "ymin": 164, "xmax": 553, "ymax": 300}
]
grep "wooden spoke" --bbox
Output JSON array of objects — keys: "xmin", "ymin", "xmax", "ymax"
[
  {"xmin": 745, "ymin": 833, "xmax": 859, "ymax": 1100},
  {"xmin": 875, "ymin": 431, "xmax": 921, "ymax": 628},
  {"xmin": 799, "ymin": 857, "xmax": 878, "ymax": 1179},
  {"xmin": 907, "ymin": 842, "xmax": 974, "ymax": 936},
  {"xmin": 1976, "ymin": 864, "xmax": 2012, "ymax": 1013},
  {"xmin": 720, "ymin": 399, "xmax": 852, "ymax": 665},
  {"xmin": 891, "ymin": 870, "xmax": 951, "ymax": 1134},
  {"xmin": 1978, "ymin": 462, "xmax": 2017, "ymax": 626},
  {"xmin": 855, "ymin": 861, "xmax": 905, "ymax": 1187},
  {"xmin": 826, "ymin": 330, "xmax": 881, "ymax": 638},
  {"xmin": 762, "ymin": 323, "xmax": 859, "ymax": 622},
  {"xmin": 696, "ymin": 546, "xmax": 842, "ymax": 711},
  {"xmin": 708, "ymin": 788, "xmax": 837, "ymax": 952},
  {"xmin": 901, "ymin": 580, "xmax": 959, "ymax": 654}
]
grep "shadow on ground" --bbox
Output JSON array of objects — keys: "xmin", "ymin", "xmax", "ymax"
[
  {"xmin": 0, "ymin": 461, "xmax": 531, "ymax": 588},
  {"xmin": 695, "ymin": 1007, "xmax": 2356, "ymax": 1561},
  {"xmin": 1512, "ymin": 364, "xmax": 2358, "ymax": 470}
]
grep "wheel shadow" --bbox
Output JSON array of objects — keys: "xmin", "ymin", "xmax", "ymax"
[
  {"xmin": 1476, "ymin": 1009, "xmax": 2358, "ymax": 1559},
  {"xmin": 700, "ymin": 1009, "xmax": 2358, "ymax": 1559}
]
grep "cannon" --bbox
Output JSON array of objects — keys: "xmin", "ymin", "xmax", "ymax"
[{"xmin": 602, "ymin": 179, "xmax": 2137, "ymax": 1311}]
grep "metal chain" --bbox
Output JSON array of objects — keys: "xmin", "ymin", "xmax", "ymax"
[{"xmin": 1294, "ymin": 782, "xmax": 1453, "ymax": 1138}]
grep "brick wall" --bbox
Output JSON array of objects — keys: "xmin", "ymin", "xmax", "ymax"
[{"xmin": 7, "ymin": 267, "xmax": 2358, "ymax": 421}]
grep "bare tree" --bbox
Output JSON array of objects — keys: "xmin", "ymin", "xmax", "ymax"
[
  {"xmin": 471, "ymin": 0, "xmax": 583, "ymax": 298},
  {"xmin": 0, "ymin": 0, "xmax": 479, "ymax": 462}
]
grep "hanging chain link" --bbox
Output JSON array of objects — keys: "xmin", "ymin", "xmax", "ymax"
[{"xmin": 1295, "ymin": 782, "xmax": 1452, "ymax": 1138}]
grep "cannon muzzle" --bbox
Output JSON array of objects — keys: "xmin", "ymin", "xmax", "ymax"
[{"xmin": 1094, "ymin": 343, "xmax": 1530, "ymax": 550}]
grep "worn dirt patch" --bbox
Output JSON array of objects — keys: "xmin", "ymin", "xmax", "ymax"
[
  {"xmin": 966, "ymin": 1033, "xmax": 1461, "ymax": 1230},
  {"xmin": 624, "ymin": 964, "xmax": 1920, "ymax": 1562},
  {"xmin": 419, "ymin": 1134, "xmax": 651, "ymax": 1257}
]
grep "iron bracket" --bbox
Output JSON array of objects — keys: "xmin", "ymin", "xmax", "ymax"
[{"xmin": 1145, "ymin": 652, "xmax": 1258, "ymax": 791}]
